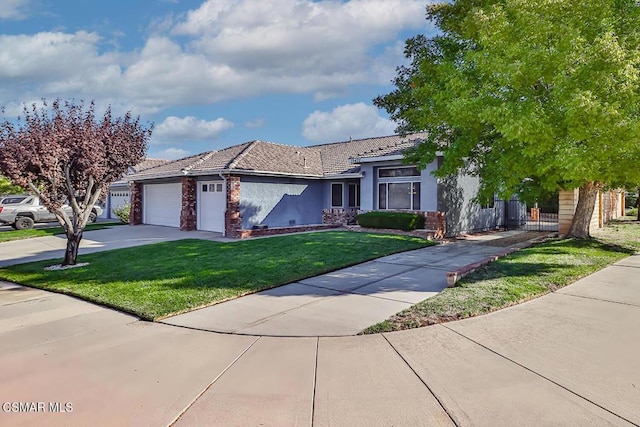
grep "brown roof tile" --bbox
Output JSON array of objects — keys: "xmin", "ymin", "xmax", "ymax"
[
  {"xmin": 316, "ymin": 133, "xmax": 426, "ymax": 175},
  {"xmin": 128, "ymin": 133, "xmax": 427, "ymax": 180},
  {"xmin": 229, "ymin": 141, "xmax": 323, "ymax": 176}
]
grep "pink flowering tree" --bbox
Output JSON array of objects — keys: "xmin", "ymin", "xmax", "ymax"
[{"xmin": 0, "ymin": 100, "xmax": 152, "ymax": 265}]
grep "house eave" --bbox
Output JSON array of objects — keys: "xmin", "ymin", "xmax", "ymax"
[
  {"xmin": 352, "ymin": 154, "xmax": 405, "ymax": 163},
  {"xmin": 130, "ymin": 168, "xmax": 325, "ymax": 182},
  {"xmin": 322, "ymin": 173, "xmax": 362, "ymax": 179}
]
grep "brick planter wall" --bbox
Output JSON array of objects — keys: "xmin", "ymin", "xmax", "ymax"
[
  {"xmin": 424, "ymin": 211, "xmax": 447, "ymax": 239},
  {"xmin": 225, "ymin": 175, "xmax": 242, "ymax": 238},
  {"xmin": 129, "ymin": 182, "xmax": 143, "ymax": 225},
  {"xmin": 180, "ymin": 177, "xmax": 197, "ymax": 231},
  {"xmin": 322, "ymin": 208, "xmax": 359, "ymax": 225},
  {"xmin": 238, "ymin": 224, "xmax": 341, "ymax": 239}
]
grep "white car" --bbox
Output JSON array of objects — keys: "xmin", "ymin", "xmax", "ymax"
[{"xmin": 0, "ymin": 195, "xmax": 102, "ymax": 230}]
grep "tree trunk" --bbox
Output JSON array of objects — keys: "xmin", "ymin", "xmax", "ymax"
[
  {"xmin": 566, "ymin": 182, "xmax": 600, "ymax": 238},
  {"xmin": 62, "ymin": 231, "xmax": 83, "ymax": 266}
]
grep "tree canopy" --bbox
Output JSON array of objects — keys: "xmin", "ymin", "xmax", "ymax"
[
  {"xmin": 375, "ymin": 0, "xmax": 640, "ymax": 237},
  {"xmin": 0, "ymin": 175, "xmax": 24, "ymax": 195},
  {"xmin": 0, "ymin": 99, "xmax": 152, "ymax": 264}
]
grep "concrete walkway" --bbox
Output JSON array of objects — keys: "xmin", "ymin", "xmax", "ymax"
[
  {"xmin": 162, "ymin": 241, "xmax": 510, "ymax": 336},
  {"xmin": 1, "ymin": 254, "xmax": 638, "ymax": 426}
]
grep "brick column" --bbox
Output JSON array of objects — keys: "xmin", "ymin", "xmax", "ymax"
[
  {"xmin": 225, "ymin": 175, "xmax": 242, "ymax": 238},
  {"xmin": 129, "ymin": 182, "xmax": 143, "ymax": 225},
  {"xmin": 180, "ymin": 177, "xmax": 197, "ymax": 231}
]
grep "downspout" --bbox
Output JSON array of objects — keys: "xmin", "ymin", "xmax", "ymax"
[{"xmin": 218, "ymin": 171, "xmax": 227, "ymax": 237}]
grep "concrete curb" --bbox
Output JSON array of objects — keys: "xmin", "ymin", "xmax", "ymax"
[{"xmin": 446, "ymin": 233, "xmax": 557, "ymax": 287}]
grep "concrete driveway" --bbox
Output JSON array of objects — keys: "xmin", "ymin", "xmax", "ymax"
[
  {"xmin": 1, "ymin": 254, "xmax": 638, "ymax": 426},
  {"xmin": 0, "ymin": 224, "xmax": 230, "ymax": 267}
]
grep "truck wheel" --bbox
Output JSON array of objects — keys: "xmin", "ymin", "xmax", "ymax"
[
  {"xmin": 89, "ymin": 211, "xmax": 97, "ymax": 223},
  {"xmin": 15, "ymin": 216, "xmax": 35, "ymax": 230}
]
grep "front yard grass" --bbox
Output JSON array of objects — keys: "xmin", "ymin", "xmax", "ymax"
[
  {"xmin": 0, "ymin": 221, "xmax": 123, "ymax": 243},
  {"xmin": 0, "ymin": 231, "xmax": 433, "ymax": 320},
  {"xmin": 362, "ymin": 219, "xmax": 639, "ymax": 334}
]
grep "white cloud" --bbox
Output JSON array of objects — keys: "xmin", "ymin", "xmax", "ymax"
[
  {"xmin": 152, "ymin": 147, "xmax": 191, "ymax": 160},
  {"xmin": 244, "ymin": 118, "xmax": 265, "ymax": 129},
  {"xmin": 302, "ymin": 102, "xmax": 396, "ymax": 143},
  {"xmin": 151, "ymin": 115, "xmax": 234, "ymax": 145},
  {"xmin": 0, "ymin": 0, "xmax": 29, "ymax": 19},
  {"xmin": 0, "ymin": 1, "xmax": 433, "ymax": 114}
]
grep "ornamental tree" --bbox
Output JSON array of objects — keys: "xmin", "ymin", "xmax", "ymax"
[
  {"xmin": 0, "ymin": 100, "xmax": 152, "ymax": 265},
  {"xmin": 374, "ymin": 0, "xmax": 640, "ymax": 237}
]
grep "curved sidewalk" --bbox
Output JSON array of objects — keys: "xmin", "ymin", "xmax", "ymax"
[
  {"xmin": 1, "ymin": 253, "xmax": 638, "ymax": 426},
  {"xmin": 161, "ymin": 240, "xmax": 511, "ymax": 336}
]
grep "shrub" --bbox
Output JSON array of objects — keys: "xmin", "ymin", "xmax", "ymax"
[
  {"xmin": 112, "ymin": 202, "xmax": 130, "ymax": 224},
  {"xmin": 356, "ymin": 211, "xmax": 425, "ymax": 231},
  {"xmin": 626, "ymin": 208, "xmax": 638, "ymax": 218}
]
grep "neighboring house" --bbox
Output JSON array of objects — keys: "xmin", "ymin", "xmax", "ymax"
[
  {"xmin": 100, "ymin": 158, "xmax": 170, "ymax": 219},
  {"xmin": 127, "ymin": 134, "xmax": 507, "ymax": 237}
]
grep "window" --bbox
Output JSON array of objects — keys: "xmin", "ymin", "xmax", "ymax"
[
  {"xmin": 377, "ymin": 166, "xmax": 421, "ymax": 211},
  {"xmin": 378, "ymin": 166, "xmax": 420, "ymax": 178},
  {"xmin": 348, "ymin": 183, "xmax": 360, "ymax": 208},
  {"xmin": 216, "ymin": 183, "xmax": 223, "ymax": 192},
  {"xmin": 331, "ymin": 183, "xmax": 343, "ymax": 208},
  {"xmin": 378, "ymin": 182, "xmax": 421, "ymax": 210},
  {"xmin": 481, "ymin": 198, "xmax": 495, "ymax": 209},
  {"xmin": 202, "ymin": 184, "xmax": 208, "ymax": 192}
]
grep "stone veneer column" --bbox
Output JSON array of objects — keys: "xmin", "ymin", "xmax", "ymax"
[
  {"xmin": 558, "ymin": 189, "xmax": 578, "ymax": 235},
  {"xmin": 129, "ymin": 182, "xmax": 143, "ymax": 225},
  {"xmin": 225, "ymin": 175, "xmax": 242, "ymax": 238},
  {"xmin": 180, "ymin": 176, "xmax": 197, "ymax": 231}
]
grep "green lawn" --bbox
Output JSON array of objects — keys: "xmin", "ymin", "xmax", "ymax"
[
  {"xmin": 362, "ymin": 219, "xmax": 639, "ymax": 334},
  {"xmin": 0, "ymin": 221, "xmax": 124, "ymax": 243},
  {"xmin": 0, "ymin": 231, "xmax": 433, "ymax": 320}
]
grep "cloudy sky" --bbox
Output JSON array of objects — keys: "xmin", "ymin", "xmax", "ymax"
[{"xmin": 0, "ymin": 0, "xmax": 436, "ymax": 159}]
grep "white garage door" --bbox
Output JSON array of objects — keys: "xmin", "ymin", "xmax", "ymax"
[
  {"xmin": 108, "ymin": 190, "xmax": 130, "ymax": 219},
  {"xmin": 144, "ymin": 183, "xmax": 182, "ymax": 227},
  {"xmin": 198, "ymin": 181, "xmax": 226, "ymax": 232}
]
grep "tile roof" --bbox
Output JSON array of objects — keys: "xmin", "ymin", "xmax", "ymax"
[
  {"xmin": 128, "ymin": 133, "xmax": 427, "ymax": 181},
  {"xmin": 228, "ymin": 141, "xmax": 324, "ymax": 176},
  {"xmin": 133, "ymin": 158, "xmax": 171, "ymax": 172},
  {"xmin": 128, "ymin": 152, "xmax": 211, "ymax": 179},
  {"xmin": 316, "ymin": 133, "xmax": 426, "ymax": 175}
]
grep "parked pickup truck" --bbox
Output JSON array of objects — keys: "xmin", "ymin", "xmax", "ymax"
[{"xmin": 0, "ymin": 195, "xmax": 102, "ymax": 230}]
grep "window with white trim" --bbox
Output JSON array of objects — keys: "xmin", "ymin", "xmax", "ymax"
[
  {"xmin": 331, "ymin": 183, "xmax": 343, "ymax": 208},
  {"xmin": 377, "ymin": 166, "xmax": 421, "ymax": 210},
  {"xmin": 348, "ymin": 183, "xmax": 360, "ymax": 208}
]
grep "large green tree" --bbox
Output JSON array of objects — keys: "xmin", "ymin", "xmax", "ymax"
[{"xmin": 375, "ymin": 0, "xmax": 640, "ymax": 237}]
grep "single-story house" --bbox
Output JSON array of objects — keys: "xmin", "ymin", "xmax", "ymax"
[
  {"xmin": 99, "ymin": 158, "xmax": 170, "ymax": 220},
  {"xmin": 127, "ymin": 134, "xmax": 507, "ymax": 238}
]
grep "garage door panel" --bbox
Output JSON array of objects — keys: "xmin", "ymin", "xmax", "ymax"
[
  {"xmin": 198, "ymin": 181, "xmax": 225, "ymax": 232},
  {"xmin": 144, "ymin": 183, "xmax": 181, "ymax": 228}
]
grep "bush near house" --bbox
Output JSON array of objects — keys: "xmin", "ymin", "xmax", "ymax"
[
  {"xmin": 112, "ymin": 203, "xmax": 130, "ymax": 224},
  {"xmin": 356, "ymin": 211, "xmax": 426, "ymax": 231}
]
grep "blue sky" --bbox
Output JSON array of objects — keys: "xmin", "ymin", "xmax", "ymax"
[{"xmin": 0, "ymin": 0, "xmax": 436, "ymax": 159}]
